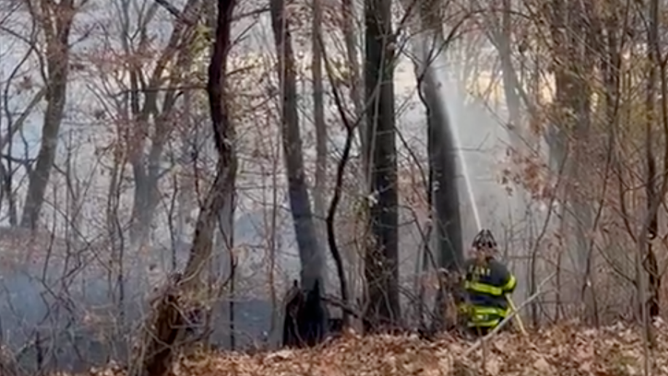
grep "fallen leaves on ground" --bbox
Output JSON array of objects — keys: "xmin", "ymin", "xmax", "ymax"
[{"xmin": 85, "ymin": 320, "xmax": 668, "ymax": 376}]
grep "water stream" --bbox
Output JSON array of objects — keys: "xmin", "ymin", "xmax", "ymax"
[
  {"xmin": 409, "ymin": 30, "xmax": 545, "ymax": 304},
  {"xmin": 430, "ymin": 50, "xmax": 482, "ymax": 232}
]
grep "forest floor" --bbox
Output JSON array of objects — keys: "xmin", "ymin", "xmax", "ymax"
[{"xmin": 84, "ymin": 320, "xmax": 668, "ymax": 376}]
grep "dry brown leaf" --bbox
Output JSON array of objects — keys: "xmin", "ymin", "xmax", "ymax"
[
  {"xmin": 532, "ymin": 356, "xmax": 552, "ymax": 373},
  {"xmin": 484, "ymin": 355, "xmax": 501, "ymax": 375},
  {"xmin": 66, "ymin": 322, "xmax": 668, "ymax": 376}
]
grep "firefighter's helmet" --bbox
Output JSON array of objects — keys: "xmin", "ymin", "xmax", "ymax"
[{"xmin": 472, "ymin": 229, "xmax": 497, "ymax": 250}]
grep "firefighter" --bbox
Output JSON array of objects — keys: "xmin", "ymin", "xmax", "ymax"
[{"xmin": 460, "ymin": 229, "xmax": 517, "ymax": 335}]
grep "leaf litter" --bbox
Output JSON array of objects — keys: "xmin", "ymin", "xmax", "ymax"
[{"xmin": 80, "ymin": 320, "xmax": 668, "ymax": 376}]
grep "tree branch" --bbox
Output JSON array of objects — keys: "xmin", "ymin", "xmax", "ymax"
[{"xmin": 154, "ymin": 0, "xmax": 188, "ymax": 23}]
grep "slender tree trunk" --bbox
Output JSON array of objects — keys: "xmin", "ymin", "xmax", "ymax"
[
  {"xmin": 412, "ymin": 0, "xmax": 464, "ymax": 332},
  {"xmin": 0, "ymin": 83, "xmax": 38, "ymax": 226},
  {"xmin": 644, "ymin": 0, "xmax": 660, "ymax": 320},
  {"xmin": 497, "ymin": 0, "xmax": 524, "ymax": 147},
  {"xmin": 21, "ymin": 0, "xmax": 76, "ymax": 229},
  {"xmin": 270, "ymin": 0, "xmax": 325, "ymax": 292},
  {"xmin": 106, "ymin": 139, "xmax": 127, "ymax": 335},
  {"xmin": 312, "ymin": 0, "xmax": 328, "ymax": 288},
  {"xmin": 124, "ymin": 0, "xmax": 201, "ymax": 248},
  {"xmin": 312, "ymin": 0, "xmax": 326, "ymax": 225},
  {"xmin": 216, "ymin": 201, "xmax": 236, "ymax": 347},
  {"xmin": 130, "ymin": 1, "xmax": 236, "ymax": 374},
  {"xmin": 341, "ymin": 0, "xmax": 366, "ymax": 173},
  {"xmin": 549, "ymin": 0, "xmax": 593, "ymax": 317},
  {"xmin": 418, "ymin": 0, "xmax": 463, "ymax": 274},
  {"xmin": 267, "ymin": 138, "xmax": 281, "ymax": 347},
  {"xmin": 340, "ymin": 0, "xmax": 366, "ymax": 319},
  {"xmin": 174, "ymin": 96, "xmax": 196, "ymax": 264},
  {"xmin": 471, "ymin": 0, "xmax": 527, "ymax": 146},
  {"xmin": 200, "ymin": 0, "xmax": 238, "ymax": 348},
  {"xmin": 363, "ymin": 0, "xmax": 400, "ymax": 332}
]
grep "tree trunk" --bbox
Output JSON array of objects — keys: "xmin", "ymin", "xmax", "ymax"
[
  {"xmin": 413, "ymin": 0, "xmax": 464, "ymax": 333},
  {"xmin": 419, "ymin": 0, "xmax": 463, "ymax": 273},
  {"xmin": 124, "ymin": 0, "xmax": 201, "ymax": 248},
  {"xmin": 129, "ymin": 1, "xmax": 236, "ymax": 374},
  {"xmin": 644, "ymin": 0, "xmax": 660, "ymax": 320},
  {"xmin": 340, "ymin": 0, "xmax": 366, "ymax": 320},
  {"xmin": 21, "ymin": 0, "xmax": 76, "ymax": 229},
  {"xmin": 215, "ymin": 198, "xmax": 236, "ymax": 347},
  {"xmin": 202, "ymin": 0, "xmax": 237, "ymax": 347},
  {"xmin": 0, "ymin": 85, "xmax": 45, "ymax": 227},
  {"xmin": 106, "ymin": 138, "xmax": 127, "ymax": 335},
  {"xmin": 472, "ymin": 0, "xmax": 529, "ymax": 148},
  {"xmin": 173, "ymin": 92, "xmax": 197, "ymax": 267},
  {"xmin": 363, "ymin": 0, "xmax": 400, "ymax": 332},
  {"xmin": 341, "ymin": 0, "xmax": 366, "ymax": 173},
  {"xmin": 270, "ymin": 0, "xmax": 325, "ymax": 292},
  {"xmin": 312, "ymin": 0, "xmax": 328, "ymax": 287},
  {"xmin": 549, "ymin": 0, "xmax": 594, "ymax": 316},
  {"xmin": 497, "ymin": 0, "xmax": 524, "ymax": 147}
]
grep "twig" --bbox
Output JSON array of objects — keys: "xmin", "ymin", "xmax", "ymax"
[
  {"xmin": 154, "ymin": 0, "xmax": 189, "ymax": 23},
  {"xmin": 462, "ymin": 272, "xmax": 556, "ymax": 357},
  {"xmin": 155, "ymin": 0, "xmax": 268, "ymax": 24}
]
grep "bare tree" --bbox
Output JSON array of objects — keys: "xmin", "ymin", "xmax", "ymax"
[
  {"xmin": 472, "ymin": 0, "xmax": 526, "ymax": 147},
  {"xmin": 363, "ymin": 0, "xmax": 400, "ymax": 332},
  {"xmin": 311, "ymin": 0, "xmax": 327, "ymax": 248},
  {"xmin": 270, "ymin": 0, "xmax": 325, "ymax": 292},
  {"xmin": 546, "ymin": 0, "xmax": 595, "ymax": 318},
  {"xmin": 20, "ymin": 0, "xmax": 87, "ymax": 229},
  {"xmin": 412, "ymin": 0, "xmax": 464, "ymax": 332},
  {"xmin": 341, "ymin": 0, "xmax": 366, "ymax": 174},
  {"xmin": 119, "ymin": 0, "xmax": 202, "ymax": 248},
  {"xmin": 641, "ymin": 0, "xmax": 661, "ymax": 321},
  {"xmin": 0, "ymin": 8, "xmax": 44, "ymax": 226},
  {"xmin": 130, "ymin": 0, "xmax": 237, "ymax": 374}
]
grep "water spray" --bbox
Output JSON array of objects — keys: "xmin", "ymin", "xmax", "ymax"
[{"xmin": 431, "ymin": 53, "xmax": 482, "ymax": 232}]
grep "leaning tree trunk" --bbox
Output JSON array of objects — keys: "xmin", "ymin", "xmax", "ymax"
[
  {"xmin": 363, "ymin": 0, "xmax": 401, "ymax": 332},
  {"xmin": 128, "ymin": 1, "xmax": 237, "ymax": 375},
  {"xmin": 21, "ymin": 0, "xmax": 76, "ymax": 229},
  {"xmin": 270, "ymin": 0, "xmax": 325, "ymax": 292},
  {"xmin": 643, "ymin": 0, "xmax": 660, "ymax": 320},
  {"xmin": 410, "ymin": 0, "xmax": 463, "ymax": 333}
]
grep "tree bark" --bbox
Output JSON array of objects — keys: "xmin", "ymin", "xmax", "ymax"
[
  {"xmin": 410, "ymin": 0, "xmax": 464, "ymax": 333},
  {"xmin": 644, "ymin": 0, "xmax": 660, "ymax": 320},
  {"xmin": 549, "ymin": 0, "xmax": 594, "ymax": 315},
  {"xmin": 341, "ymin": 0, "xmax": 366, "ymax": 174},
  {"xmin": 129, "ymin": 1, "xmax": 236, "ymax": 375},
  {"xmin": 418, "ymin": 0, "xmax": 463, "ymax": 273},
  {"xmin": 312, "ymin": 0, "xmax": 328, "ymax": 287},
  {"xmin": 497, "ymin": 0, "xmax": 524, "ymax": 147},
  {"xmin": 270, "ymin": 0, "xmax": 325, "ymax": 292},
  {"xmin": 20, "ymin": 0, "xmax": 76, "ymax": 229},
  {"xmin": 124, "ymin": 0, "xmax": 201, "ymax": 248},
  {"xmin": 339, "ymin": 0, "xmax": 366, "ymax": 317},
  {"xmin": 363, "ymin": 0, "xmax": 400, "ymax": 332}
]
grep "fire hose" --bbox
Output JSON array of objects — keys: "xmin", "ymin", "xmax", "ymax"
[{"xmin": 506, "ymin": 295, "xmax": 527, "ymax": 336}]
